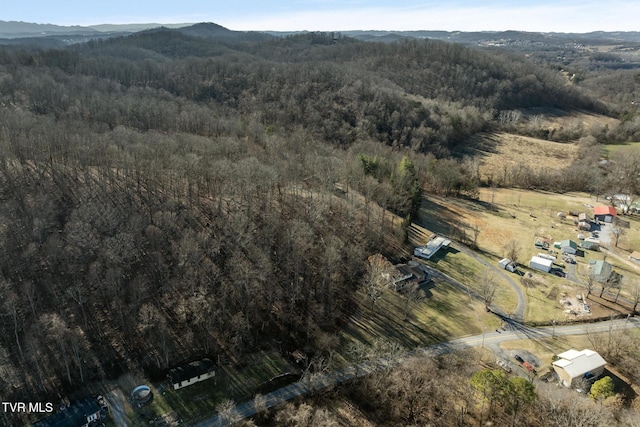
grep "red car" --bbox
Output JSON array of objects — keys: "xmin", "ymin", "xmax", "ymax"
[{"xmin": 522, "ymin": 361, "xmax": 536, "ymax": 373}]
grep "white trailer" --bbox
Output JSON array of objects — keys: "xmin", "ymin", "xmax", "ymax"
[{"xmin": 498, "ymin": 258, "xmax": 517, "ymax": 273}]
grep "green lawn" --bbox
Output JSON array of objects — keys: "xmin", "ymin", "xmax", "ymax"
[{"xmin": 602, "ymin": 141, "xmax": 640, "ymax": 157}]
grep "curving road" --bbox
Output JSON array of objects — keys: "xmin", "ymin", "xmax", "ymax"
[
  {"xmin": 193, "ymin": 238, "xmax": 530, "ymax": 426},
  {"xmin": 192, "ymin": 317, "xmax": 640, "ymax": 427},
  {"xmin": 450, "ymin": 242, "xmax": 527, "ymax": 321}
]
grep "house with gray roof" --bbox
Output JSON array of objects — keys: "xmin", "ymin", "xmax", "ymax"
[{"xmin": 552, "ymin": 349, "xmax": 607, "ymax": 388}]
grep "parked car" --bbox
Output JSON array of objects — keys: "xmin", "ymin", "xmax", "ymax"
[
  {"xmin": 514, "ymin": 355, "xmax": 524, "ymax": 364},
  {"xmin": 522, "ymin": 361, "xmax": 537, "ymax": 373}
]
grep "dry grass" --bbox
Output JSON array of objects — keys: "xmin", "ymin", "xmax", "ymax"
[
  {"xmin": 469, "ymin": 132, "xmax": 579, "ymax": 183},
  {"xmin": 417, "ymin": 188, "xmax": 640, "ymax": 324},
  {"xmin": 541, "ymin": 110, "xmax": 620, "ymax": 131}
]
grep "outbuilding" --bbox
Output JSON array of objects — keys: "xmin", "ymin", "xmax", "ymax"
[
  {"xmin": 578, "ymin": 221, "xmax": 591, "ymax": 231},
  {"xmin": 552, "ymin": 349, "xmax": 607, "ymax": 388},
  {"xmin": 580, "ymin": 238, "xmax": 600, "ymax": 251},
  {"xmin": 630, "ymin": 251, "xmax": 640, "ymax": 263},
  {"xmin": 593, "ymin": 206, "xmax": 617, "ymax": 223},
  {"xmin": 529, "ymin": 256, "xmax": 553, "ymax": 273}
]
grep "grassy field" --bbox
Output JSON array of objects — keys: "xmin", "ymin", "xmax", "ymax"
[
  {"xmin": 602, "ymin": 141, "xmax": 640, "ymax": 157},
  {"xmin": 468, "ymin": 132, "xmax": 580, "ymax": 184}
]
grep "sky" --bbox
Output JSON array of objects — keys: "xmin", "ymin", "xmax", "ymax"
[{"xmin": 4, "ymin": 0, "xmax": 640, "ymax": 33}]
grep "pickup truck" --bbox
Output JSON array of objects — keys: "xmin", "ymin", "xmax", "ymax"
[{"xmin": 496, "ymin": 359, "xmax": 512, "ymax": 373}]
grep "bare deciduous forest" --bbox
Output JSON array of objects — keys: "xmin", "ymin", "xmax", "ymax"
[{"xmin": 1, "ymin": 24, "xmax": 640, "ymax": 426}]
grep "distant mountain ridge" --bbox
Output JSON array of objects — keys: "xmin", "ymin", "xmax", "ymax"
[
  {"xmin": 0, "ymin": 20, "xmax": 99, "ymax": 37},
  {"xmin": 3, "ymin": 20, "xmax": 640, "ymax": 49},
  {"xmin": 0, "ymin": 20, "xmax": 192, "ymax": 38}
]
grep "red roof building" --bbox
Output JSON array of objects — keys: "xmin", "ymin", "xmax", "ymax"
[
  {"xmin": 593, "ymin": 206, "xmax": 617, "ymax": 222},
  {"xmin": 593, "ymin": 206, "xmax": 616, "ymax": 216}
]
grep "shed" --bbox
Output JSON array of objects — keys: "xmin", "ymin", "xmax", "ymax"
[
  {"xmin": 580, "ymin": 238, "xmax": 599, "ymax": 251},
  {"xmin": 593, "ymin": 206, "xmax": 617, "ymax": 223},
  {"xmin": 578, "ymin": 221, "xmax": 591, "ymax": 231},
  {"xmin": 552, "ymin": 349, "xmax": 607, "ymax": 388},
  {"xmin": 33, "ymin": 399, "xmax": 102, "ymax": 427},
  {"xmin": 529, "ymin": 256, "xmax": 553, "ymax": 273},
  {"xmin": 168, "ymin": 359, "xmax": 215, "ymax": 390},
  {"xmin": 578, "ymin": 213, "xmax": 590, "ymax": 222}
]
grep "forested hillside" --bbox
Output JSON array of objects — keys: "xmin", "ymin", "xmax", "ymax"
[{"xmin": 0, "ymin": 24, "xmax": 634, "ymax": 423}]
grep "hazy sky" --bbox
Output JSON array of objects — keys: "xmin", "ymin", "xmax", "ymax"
[{"xmin": 4, "ymin": 0, "xmax": 640, "ymax": 32}]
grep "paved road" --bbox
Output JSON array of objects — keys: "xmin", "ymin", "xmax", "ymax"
[{"xmin": 193, "ymin": 317, "xmax": 640, "ymax": 427}]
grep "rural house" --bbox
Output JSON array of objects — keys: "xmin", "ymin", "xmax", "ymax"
[
  {"xmin": 168, "ymin": 358, "xmax": 216, "ymax": 390},
  {"xmin": 34, "ymin": 398, "xmax": 102, "ymax": 427},
  {"xmin": 552, "ymin": 349, "xmax": 607, "ymax": 388},
  {"xmin": 390, "ymin": 263, "xmax": 428, "ymax": 292},
  {"xmin": 414, "ymin": 235, "xmax": 450, "ymax": 260},
  {"xmin": 590, "ymin": 260, "xmax": 614, "ymax": 283},
  {"xmin": 556, "ymin": 239, "xmax": 578, "ymax": 255},
  {"xmin": 593, "ymin": 206, "xmax": 617, "ymax": 223}
]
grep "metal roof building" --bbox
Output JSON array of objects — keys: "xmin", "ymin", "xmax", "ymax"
[{"xmin": 552, "ymin": 349, "xmax": 607, "ymax": 388}]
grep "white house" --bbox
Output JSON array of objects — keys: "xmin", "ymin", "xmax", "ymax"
[
  {"xmin": 168, "ymin": 359, "xmax": 216, "ymax": 390},
  {"xmin": 414, "ymin": 235, "xmax": 450, "ymax": 260},
  {"xmin": 552, "ymin": 349, "xmax": 607, "ymax": 388}
]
